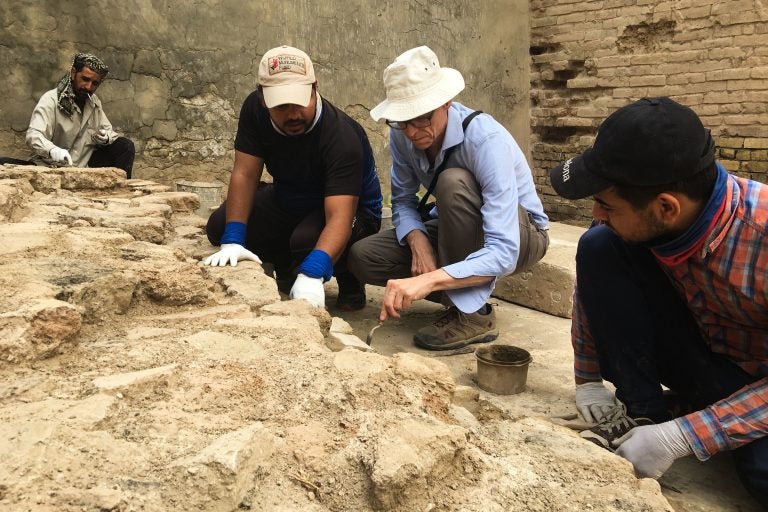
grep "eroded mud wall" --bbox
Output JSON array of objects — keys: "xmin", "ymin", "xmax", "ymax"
[{"xmin": 0, "ymin": 1, "xmax": 530, "ymax": 199}]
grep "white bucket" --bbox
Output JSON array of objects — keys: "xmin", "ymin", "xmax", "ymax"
[{"xmin": 175, "ymin": 180, "xmax": 223, "ymax": 218}]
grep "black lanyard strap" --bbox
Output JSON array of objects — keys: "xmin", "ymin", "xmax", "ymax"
[{"xmin": 417, "ymin": 110, "xmax": 483, "ymax": 216}]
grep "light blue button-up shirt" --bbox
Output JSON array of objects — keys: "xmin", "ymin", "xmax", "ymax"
[{"xmin": 390, "ymin": 102, "xmax": 549, "ymax": 313}]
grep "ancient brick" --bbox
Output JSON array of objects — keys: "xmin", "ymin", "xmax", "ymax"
[
  {"xmin": 734, "ymin": 34, "xmax": 768, "ymax": 47},
  {"xmin": 566, "ymin": 77, "xmax": 599, "ymax": 88},
  {"xmin": 595, "ymin": 55, "xmax": 631, "ymax": 67},
  {"xmin": 723, "ymin": 114, "xmax": 763, "ymax": 125},
  {"xmin": 630, "ymin": 75, "xmax": 666, "ymax": 87},
  {"xmin": 745, "ymin": 161, "xmax": 768, "ymax": 173},
  {"xmin": 719, "ymin": 149, "xmax": 737, "ymax": 159},
  {"xmin": 744, "ymin": 139, "xmax": 768, "ymax": 149},
  {"xmin": 703, "ymin": 91, "xmax": 747, "ymax": 104},
  {"xmin": 532, "ymin": 16, "xmax": 558, "ymax": 28},
  {"xmin": 558, "ymin": 12, "xmax": 588, "ymax": 24},
  {"xmin": 719, "ymin": 160, "xmax": 741, "ymax": 171},
  {"xmin": 712, "ymin": 0, "xmax": 759, "ymax": 15},
  {"xmin": 613, "ymin": 87, "xmax": 641, "ymax": 98},
  {"xmin": 708, "ymin": 47, "xmax": 747, "ymax": 59},
  {"xmin": 706, "ymin": 68, "xmax": 752, "ymax": 81},
  {"xmin": 719, "ymin": 137, "xmax": 745, "ymax": 148},
  {"xmin": 667, "ymin": 73, "xmax": 707, "ymax": 85},
  {"xmin": 728, "ymin": 79, "xmax": 768, "ymax": 91}
]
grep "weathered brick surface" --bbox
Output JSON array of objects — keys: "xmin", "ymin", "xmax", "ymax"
[{"xmin": 531, "ymin": 0, "xmax": 768, "ymax": 223}]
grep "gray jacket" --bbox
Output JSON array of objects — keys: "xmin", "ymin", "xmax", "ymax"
[{"xmin": 26, "ymin": 88, "xmax": 119, "ymax": 167}]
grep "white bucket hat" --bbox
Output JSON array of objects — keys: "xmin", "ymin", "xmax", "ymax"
[{"xmin": 370, "ymin": 46, "xmax": 465, "ymax": 122}]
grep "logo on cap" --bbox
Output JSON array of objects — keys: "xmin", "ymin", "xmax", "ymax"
[
  {"xmin": 267, "ymin": 54, "xmax": 307, "ymax": 76},
  {"xmin": 562, "ymin": 158, "xmax": 573, "ymax": 182}
]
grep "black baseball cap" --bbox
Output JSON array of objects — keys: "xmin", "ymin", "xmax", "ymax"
[{"xmin": 549, "ymin": 97, "xmax": 715, "ymax": 200}]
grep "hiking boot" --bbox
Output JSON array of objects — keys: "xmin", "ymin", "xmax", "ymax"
[
  {"xmin": 580, "ymin": 403, "xmax": 654, "ymax": 451},
  {"xmin": 335, "ymin": 272, "xmax": 366, "ymax": 311},
  {"xmin": 413, "ymin": 305, "xmax": 498, "ymax": 351}
]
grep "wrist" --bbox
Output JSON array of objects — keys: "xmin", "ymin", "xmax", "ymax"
[
  {"xmin": 221, "ymin": 221, "xmax": 246, "ymax": 245},
  {"xmin": 297, "ymin": 249, "xmax": 333, "ymax": 282}
]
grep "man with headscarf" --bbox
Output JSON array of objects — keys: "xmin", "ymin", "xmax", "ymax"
[{"xmin": 1, "ymin": 52, "xmax": 135, "ymax": 178}]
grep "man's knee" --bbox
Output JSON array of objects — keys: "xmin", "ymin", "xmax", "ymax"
[
  {"xmin": 113, "ymin": 136, "xmax": 135, "ymax": 155},
  {"xmin": 434, "ymin": 167, "xmax": 479, "ymax": 204},
  {"xmin": 575, "ymin": 225, "xmax": 622, "ymax": 270},
  {"xmin": 347, "ymin": 239, "xmax": 367, "ymax": 280},
  {"xmin": 734, "ymin": 438, "xmax": 768, "ymax": 507},
  {"xmin": 206, "ymin": 203, "xmax": 227, "ymax": 245}
]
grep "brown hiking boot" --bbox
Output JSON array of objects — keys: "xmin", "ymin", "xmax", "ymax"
[{"xmin": 413, "ymin": 305, "xmax": 498, "ymax": 351}]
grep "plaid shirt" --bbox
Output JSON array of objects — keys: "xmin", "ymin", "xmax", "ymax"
[{"xmin": 572, "ymin": 174, "xmax": 768, "ymax": 459}]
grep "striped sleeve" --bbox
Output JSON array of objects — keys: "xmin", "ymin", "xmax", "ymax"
[
  {"xmin": 678, "ymin": 377, "xmax": 768, "ymax": 459},
  {"xmin": 572, "ymin": 287, "xmax": 602, "ymax": 381}
]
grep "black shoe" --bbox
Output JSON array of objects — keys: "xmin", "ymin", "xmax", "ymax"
[
  {"xmin": 580, "ymin": 403, "xmax": 654, "ymax": 451},
  {"xmin": 335, "ymin": 273, "xmax": 366, "ymax": 311}
]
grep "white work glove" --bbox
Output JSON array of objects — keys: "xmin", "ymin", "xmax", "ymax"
[
  {"xmin": 49, "ymin": 147, "xmax": 73, "ymax": 166},
  {"xmin": 92, "ymin": 128, "xmax": 109, "ymax": 145},
  {"xmin": 203, "ymin": 243, "xmax": 262, "ymax": 267},
  {"xmin": 289, "ymin": 273, "xmax": 325, "ymax": 308},
  {"xmin": 575, "ymin": 381, "xmax": 617, "ymax": 424},
  {"xmin": 615, "ymin": 419, "xmax": 693, "ymax": 478}
]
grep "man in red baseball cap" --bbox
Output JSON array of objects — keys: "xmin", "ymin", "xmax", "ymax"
[{"xmin": 203, "ymin": 45, "xmax": 382, "ymax": 311}]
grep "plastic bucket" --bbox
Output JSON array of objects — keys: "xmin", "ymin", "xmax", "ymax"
[
  {"xmin": 175, "ymin": 180, "xmax": 223, "ymax": 218},
  {"xmin": 475, "ymin": 344, "xmax": 532, "ymax": 395}
]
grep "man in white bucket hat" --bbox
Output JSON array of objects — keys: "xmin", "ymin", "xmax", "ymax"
[
  {"xmin": 349, "ymin": 46, "xmax": 549, "ymax": 350},
  {"xmin": 203, "ymin": 45, "xmax": 383, "ymax": 311}
]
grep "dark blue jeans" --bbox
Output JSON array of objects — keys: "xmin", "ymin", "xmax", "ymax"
[{"xmin": 576, "ymin": 224, "xmax": 767, "ymax": 506}]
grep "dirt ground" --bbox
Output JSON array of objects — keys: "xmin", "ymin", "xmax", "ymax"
[
  {"xmin": 0, "ymin": 166, "xmax": 762, "ymax": 511},
  {"xmin": 328, "ymin": 283, "xmax": 762, "ymax": 512}
]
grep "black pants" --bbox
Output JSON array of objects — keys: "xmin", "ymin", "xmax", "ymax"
[
  {"xmin": 88, "ymin": 137, "xmax": 135, "ymax": 178},
  {"xmin": 0, "ymin": 137, "xmax": 135, "ymax": 178},
  {"xmin": 206, "ymin": 183, "xmax": 380, "ymax": 279},
  {"xmin": 577, "ymin": 224, "xmax": 768, "ymax": 506}
]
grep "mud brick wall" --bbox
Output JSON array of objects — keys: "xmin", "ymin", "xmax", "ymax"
[{"xmin": 530, "ymin": 0, "xmax": 768, "ymax": 223}]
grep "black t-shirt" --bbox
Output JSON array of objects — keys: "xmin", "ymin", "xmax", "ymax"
[{"xmin": 234, "ymin": 90, "xmax": 381, "ymax": 217}]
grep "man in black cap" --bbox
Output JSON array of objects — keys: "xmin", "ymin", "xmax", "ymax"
[
  {"xmin": 1, "ymin": 52, "xmax": 135, "ymax": 178},
  {"xmin": 549, "ymin": 97, "xmax": 767, "ymax": 506}
]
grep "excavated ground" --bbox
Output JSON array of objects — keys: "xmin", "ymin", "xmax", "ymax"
[{"xmin": 0, "ymin": 165, "xmax": 760, "ymax": 512}]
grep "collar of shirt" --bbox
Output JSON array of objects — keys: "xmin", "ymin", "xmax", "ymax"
[
  {"xmin": 405, "ymin": 104, "xmax": 467, "ymax": 174},
  {"xmin": 269, "ymin": 92, "xmax": 324, "ymax": 136}
]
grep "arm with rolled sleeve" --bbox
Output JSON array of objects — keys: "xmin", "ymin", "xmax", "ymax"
[
  {"xmin": 440, "ymin": 131, "xmax": 526, "ymax": 312},
  {"xmin": 571, "ymin": 286, "xmax": 604, "ymax": 383},
  {"xmin": 94, "ymin": 109, "xmax": 119, "ymax": 145},
  {"xmin": 677, "ymin": 378, "xmax": 768, "ymax": 460},
  {"xmin": 26, "ymin": 91, "xmax": 58, "ymax": 160}
]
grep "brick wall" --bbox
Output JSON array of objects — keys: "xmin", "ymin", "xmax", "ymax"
[{"xmin": 530, "ymin": 0, "xmax": 768, "ymax": 224}]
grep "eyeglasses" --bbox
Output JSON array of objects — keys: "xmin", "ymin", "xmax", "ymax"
[{"xmin": 386, "ymin": 110, "xmax": 436, "ymax": 130}]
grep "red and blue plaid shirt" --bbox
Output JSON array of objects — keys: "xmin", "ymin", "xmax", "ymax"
[{"xmin": 573, "ymin": 174, "xmax": 768, "ymax": 459}]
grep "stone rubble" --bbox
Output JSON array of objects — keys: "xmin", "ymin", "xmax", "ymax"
[{"xmin": 0, "ymin": 164, "xmax": 673, "ymax": 511}]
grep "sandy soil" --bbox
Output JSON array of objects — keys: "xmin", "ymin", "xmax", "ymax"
[{"xmin": 0, "ymin": 165, "xmax": 762, "ymax": 512}]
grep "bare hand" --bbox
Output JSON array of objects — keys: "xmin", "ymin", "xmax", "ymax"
[
  {"xmin": 406, "ymin": 230, "xmax": 437, "ymax": 276},
  {"xmin": 379, "ymin": 273, "xmax": 435, "ymax": 321}
]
